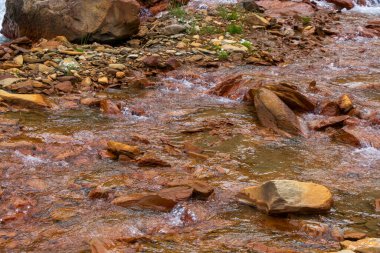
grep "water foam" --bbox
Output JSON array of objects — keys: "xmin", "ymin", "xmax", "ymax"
[{"xmin": 0, "ymin": 0, "xmax": 6, "ymax": 42}]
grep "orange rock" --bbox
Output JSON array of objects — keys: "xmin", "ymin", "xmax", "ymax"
[
  {"xmin": 238, "ymin": 180, "xmax": 333, "ymax": 214},
  {"xmin": 107, "ymin": 141, "xmax": 141, "ymax": 158},
  {"xmin": 0, "ymin": 89, "xmax": 51, "ymax": 107},
  {"xmin": 100, "ymin": 99, "xmax": 121, "ymax": 115}
]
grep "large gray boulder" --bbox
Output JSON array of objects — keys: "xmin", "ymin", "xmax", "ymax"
[{"xmin": 1, "ymin": 0, "xmax": 141, "ymax": 43}]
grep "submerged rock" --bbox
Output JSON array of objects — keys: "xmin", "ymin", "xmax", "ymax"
[
  {"xmin": 2, "ymin": 0, "xmax": 140, "ymax": 43},
  {"xmin": 333, "ymin": 126, "xmax": 380, "ymax": 148},
  {"xmin": 112, "ymin": 181, "xmax": 213, "ymax": 212},
  {"xmin": 309, "ymin": 115, "xmax": 349, "ymax": 130},
  {"xmin": 167, "ymin": 180, "xmax": 214, "ymax": 200},
  {"xmin": 250, "ymin": 88, "xmax": 303, "ymax": 137},
  {"xmin": 100, "ymin": 100, "xmax": 121, "ymax": 115},
  {"xmin": 238, "ymin": 180, "xmax": 333, "ymax": 214},
  {"xmin": 112, "ymin": 186, "xmax": 193, "ymax": 212}
]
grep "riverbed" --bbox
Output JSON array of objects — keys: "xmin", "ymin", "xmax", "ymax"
[{"xmin": 0, "ymin": 2, "xmax": 379, "ymax": 253}]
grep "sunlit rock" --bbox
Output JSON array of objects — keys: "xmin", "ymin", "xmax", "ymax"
[
  {"xmin": 250, "ymin": 88, "xmax": 304, "ymax": 137},
  {"xmin": 238, "ymin": 180, "xmax": 333, "ymax": 214},
  {"xmin": 0, "ymin": 89, "xmax": 51, "ymax": 107},
  {"xmin": 340, "ymin": 238, "xmax": 380, "ymax": 253},
  {"xmin": 107, "ymin": 141, "xmax": 141, "ymax": 158}
]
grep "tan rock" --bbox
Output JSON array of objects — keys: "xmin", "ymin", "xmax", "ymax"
[
  {"xmin": 340, "ymin": 238, "xmax": 380, "ymax": 252},
  {"xmin": 0, "ymin": 89, "xmax": 51, "ymax": 107},
  {"xmin": 176, "ymin": 41, "xmax": 186, "ymax": 49},
  {"xmin": 13, "ymin": 55, "xmax": 23, "ymax": 65},
  {"xmin": 81, "ymin": 77, "xmax": 92, "ymax": 86},
  {"xmin": 238, "ymin": 180, "xmax": 333, "ymax": 214},
  {"xmin": 221, "ymin": 44, "xmax": 248, "ymax": 53},
  {"xmin": 343, "ymin": 230, "xmax": 367, "ymax": 240},
  {"xmin": 250, "ymin": 88, "xmax": 303, "ymax": 137},
  {"xmin": 107, "ymin": 141, "xmax": 141, "ymax": 158},
  {"xmin": 108, "ymin": 64, "xmax": 125, "ymax": 71},
  {"xmin": 245, "ymin": 13, "xmax": 270, "ymax": 27},
  {"xmin": 115, "ymin": 72, "xmax": 126, "ymax": 79},
  {"xmin": 265, "ymin": 84, "xmax": 315, "ymax": 112},
  {"xmin": 98, "ymin": 77, "xmax": 108, "ymax": 85},
  {"xmin": 191, "ymin": 42, "xmax": 202, "ymax": 48}
]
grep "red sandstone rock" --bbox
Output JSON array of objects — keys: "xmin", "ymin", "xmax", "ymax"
[{"xmin": 326, "ymin": 0, "xmax": 354, "ymax": 9}]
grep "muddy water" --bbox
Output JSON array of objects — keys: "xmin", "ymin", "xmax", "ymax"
[{"xmin": 1, "ymin": 13, "xmax": 380, "ymax": 253}]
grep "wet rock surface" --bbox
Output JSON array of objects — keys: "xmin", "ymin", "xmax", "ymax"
[
  {"xmin": 238, "ymin": 180, "xmax": 333, "ymax": 214},
  {"xmin": 0, "ymin": 1, "xmax": 379, "ymax": 252}
]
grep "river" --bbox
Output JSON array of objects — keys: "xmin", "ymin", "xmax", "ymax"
[{"xmin": 0, "ymin": 0, "xmax": 379, "ymax": 252}]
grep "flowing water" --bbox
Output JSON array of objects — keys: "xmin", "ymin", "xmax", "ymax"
[
  {"xmin": 0, "ymin": 1, "xmax": 379, "ymax": 253},
  {"xmin": 0, "ymin": 0, "xmax": 6, "ymax": 43}
]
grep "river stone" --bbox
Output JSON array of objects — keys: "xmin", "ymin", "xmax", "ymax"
[
  {"xmin": 251, "ymin": 88, "xmax": 303, "ymax": 137},
  {"xmin": 162, "ymin": 24, "xmax": 187, "ymax": 35},
  {"xmin": 1, "ymin": 0, "xmax": 141, "ymax": 43},
  {"xmin": 340, "ymin": 238, "xmax": 380, "ymax": 253},
  {"xmin": 265, "ymin": 84, "xmax": 315, "ymax": 113},
  {"xmin": 112, "ymin": 186, "xmax": 193, "ymax": 212},
  {"xmin": 238, "ymin": 180, "xmax": 333, "ymax": 214},
  {"xmin": 333, "ymin": 126, "xmax": 380, "ymax": 148},
  {"xmin": 0, "ymin": 89, "xmax": 51, "ymax": 107},
  {"xmin": 107, "ymin": 141, "xmax": 141, "ymax": 158},
  {"xmin": 256, "ymin": 0, "xmax": 315, "ymax": 17},
  {"xmin": 58, "ymin": 58, "xmax": 80, "ymax": 73}
]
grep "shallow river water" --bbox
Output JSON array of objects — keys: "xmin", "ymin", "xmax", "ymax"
[{"xmin": 0, "ymin": 2, "xmax": 379, "ymax": 253}]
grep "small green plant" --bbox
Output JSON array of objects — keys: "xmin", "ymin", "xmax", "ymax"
[
  {"xmin": 169, "ymin": 6, "xmax": 187, "ymax": 19},
  {"xmin": 187, "ymin": 21, "xmax": 199, "ymax": 35},
  {"xmin": 200, "ymin": 25, "xmax": 222, "ymax": 35},
  {"xmin": 218, "ymin": 6, "xmax": 239, "ymax": 21},
  {"xmin": 80, "ymin": 33, "xmax": 91, "ymax": 45},
  {"xmin": 226, "ymin": 23, "xmax": 243, "ymax": 34},
  {"xmin": 240, "ymin": 39, "xmax": 253, "ymax": 50},
  {"xmin": 300, "ymin": 16, "xmax": 312, "ymax": 26},
  {"xmin": 218, "ymin": 50, "xmax": 229, "ymax": 61}
]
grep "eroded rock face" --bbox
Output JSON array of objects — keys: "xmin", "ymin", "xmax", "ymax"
[
  {"xmin": 238, "ymin": 180, "xmax": 333, "ymax": 214},
  {"xmin": 251, "ymin": 88, "xmax": 303, "ymax": 137},
  {"xmin": 1, "ymin": 0, "xmax": 141, "ymax": 43}
]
